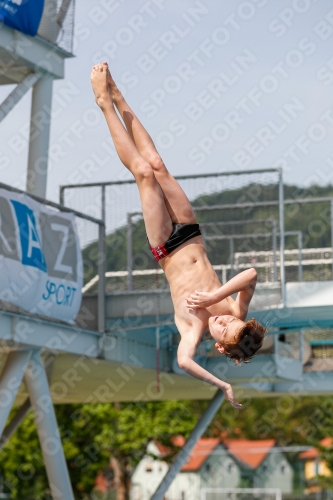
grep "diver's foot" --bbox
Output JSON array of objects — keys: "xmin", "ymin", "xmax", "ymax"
[
  {"xmin": 107, "ymin": 68, "xmax": 123, "ymax": 104},
  {"xmin": 90, "ymin": 62, "xmax": 112, "ymax": 109}
]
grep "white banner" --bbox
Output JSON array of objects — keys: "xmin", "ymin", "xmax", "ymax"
[{"xmin": 0, "ymin": 188, "xmax": 83, "ymax": 323}]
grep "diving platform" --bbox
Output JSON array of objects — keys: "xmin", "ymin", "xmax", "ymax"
[{"xmin": 0, "ymin": 275, "xmax": 332, "ymax": 410}]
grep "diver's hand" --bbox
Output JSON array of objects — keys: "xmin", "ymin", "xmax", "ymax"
[
  {"xmin": 222, "ymin": 383, "xmax": 242, "ymax": 409},
  {"xmin": 186, "ymin": 290, "xmax": 217, "ymax": 309}
]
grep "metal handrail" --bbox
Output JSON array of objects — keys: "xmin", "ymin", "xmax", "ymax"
[
  {"xmin": 59, "ymin": 167, "xmax": 280, "ymax": 192},
  {"xmin": 0, "ymin": 181, "xmax": 103, "ymax": 226}
]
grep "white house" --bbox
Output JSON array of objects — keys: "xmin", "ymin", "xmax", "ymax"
[
  {"xmin": 130, "ymin": 438, "xmax": 294, "ymax": 500},
  {"xmin": 131, "ymin": 441, "xmax": 170, "ymax": 500}
]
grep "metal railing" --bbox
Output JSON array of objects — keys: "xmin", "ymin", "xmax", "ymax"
[
  {"xmin": 202, "ymin": 225, "xmax": 302, "ymax": 282},
  {"xmin": 60, "ymin": 167, "xmax": 285, "ymax": 296},
  {"xmin": 111, "ymin": 193, "xmax": 332, "ymax": 292},
  {"xmin": 60, "ymin": 169, "xmax": 286, "ymax": 297}
]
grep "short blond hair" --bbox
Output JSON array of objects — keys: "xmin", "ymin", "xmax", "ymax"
[{"xmin": 215, "ymin": 318, "xmax": 266, "ymax": 365}]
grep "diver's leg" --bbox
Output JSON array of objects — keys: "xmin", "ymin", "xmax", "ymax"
[
  {"xmin": 91, "ymin": 63, "xmax": 172, "ymax": 246},
  {"xmin": 108, "ymin": 70, "xmax": 196, "ymax": 224}
]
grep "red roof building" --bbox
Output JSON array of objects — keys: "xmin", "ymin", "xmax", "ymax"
[
  {"xmin": 224, "ymin": 439, "xmax": 276, "ymax": 469},
  {"xmin": 181, "ymin": 438, "xmax": 220, "ymax": 471},
  {"xmin": 180, "ymin": 438, "xmax": 276, "ymax": 472},
  {"xmin": 299, "ymin": 437, "xmax": 333, "ymax": 493}
]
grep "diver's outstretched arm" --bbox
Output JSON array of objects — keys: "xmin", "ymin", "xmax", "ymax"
[{"xmin": 177, "ymin": 338, "xmax": 242, "ymax": 409}]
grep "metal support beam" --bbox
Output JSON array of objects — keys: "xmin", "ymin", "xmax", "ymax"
[
  {"xmin": 298, "ymin": 231, "xmax": 303, "ymax": 282},
  {"xmin": 24, "ymin": 351, "xmax": 74, "ymax": 500},
  {"xmin": 98, "ymin": 185, "xmax": 106, "ymax": 333},
  {"xmin": 0, "ymin": 74, "xmax": 41, "ymax": 123},
  {"xmin": 127, "ymin": 213, "xmax": 133, "ymax": 291},
  {"xmin": 0, "ymin": 350, "xmax": 32, "ymax": 436},
  {"xmin": 0, "ymin": 354, "xmax": 55, "ymax": 451},
  {"xmin": 0, "ymin": 398, "xmax": 31, "ymax": 451},
  {"xmin": 98, "ymin": 222, "xmax": 106, "ymax": 333},
  {"xmin": 278, "ymin": 169, "xmax": 286, "ymax": 307},
  {"xmin": 272, "ymin": 220, "xmax": 277, "ymax": 282},
  {"xmin": 26, "ymin": 75, "xmax": 53, "ymax": 198},
  {"xmin": 229, "ymin": 238, "xmax": 234, "ymax": 279},
  {"xmin": 331, "ymin": 199, "xmax": 333, "ymax": 280},
  {"xmin": 299, "ymin": 329, "xmax": 304, "ymax": 366},
  {"xmin": 151, "ymin": 390, "xmax": 225, "ymax": 500}
]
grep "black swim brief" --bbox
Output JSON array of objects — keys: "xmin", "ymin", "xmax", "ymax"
[{"xmin": 149, "ymin": 223, "xmax": 201, "ymax": 262}]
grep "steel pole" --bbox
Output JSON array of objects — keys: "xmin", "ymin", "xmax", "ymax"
[
  {"xmin": 0, "ymin": 74, "xmax": 41, "ymax": 123},
  {"xmin": 151, "ymin": 390, "xmax": 225, "ymax": 500},
  {"xmin": 222, "ymin": 266, "xmax": 227, "ymax": 284},
  {"xmin": 98, "ymin": 222, "xmax": 106, "ymax": 333},
  {"xmin": 229, "ymin": 238, "xmax": 234, "ymax": 279},
  {"xmin": 298, "ymin": 231, "xmax": 303, "ymax": 282},
  {"xmin": 299, "ymin": 330, "xmax": 304, "ymax": 366},
  {"xmin": 127, "ymin": 214, "xmax": 133, "ymax": 291},
  {"xmin": 24, "ymin": 351, "xmax": 75, "ymax": 500},
  {"xmin": 59, "ymin": 186, "xmax": 65, "ymax": 205},
  {"xmin": 26, "ymin": 75, "xmax": 53, "ymax": 198},
  {"xmin": 331, "ymin": 200, "xmax": 333, "ymax": 279},
  {"xmin": 0, "ymin": 355, "xmax": 54, "ymax": 451},
  {"xmin": 97, "ymin": 184, "xmax": 106, "ymax": 333},
  {"xmin": 272, "ymin": 220, "xmax": 277, "ymax": 282},
  {"xmin": 0, "ymin": 398, "xmax": 31, "ymax": 451},
  {"xmin": 278, "ymin": 170, "xmax": 286, "ymax": 307},
  {"xmin": 0, "ymin": 351, "xmax": 32, "ymax": 436}
]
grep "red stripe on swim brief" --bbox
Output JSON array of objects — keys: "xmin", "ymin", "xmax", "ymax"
[{"xmin": 150, "ymin": 243, "xmax": 169, "ymax": 262}]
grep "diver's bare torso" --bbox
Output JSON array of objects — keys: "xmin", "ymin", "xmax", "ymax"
[{"xmin": 160, "ymin": 234, "xmax": 239, "ymax": 347}]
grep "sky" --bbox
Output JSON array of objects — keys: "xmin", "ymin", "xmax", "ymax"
[{"xmin": 1, "ymin": 0, "xmax": 333, "ymax": 204}]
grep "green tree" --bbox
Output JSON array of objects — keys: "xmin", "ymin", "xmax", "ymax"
[
  {"xmin": 0, "ymin": 400, "xmax": 197, "ymax": 500},
  {"xmin": 1, "ymin": 396, "xmax": 332, "ymax": 498}
]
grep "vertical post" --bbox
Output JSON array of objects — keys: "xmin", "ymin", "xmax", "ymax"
[
  {"xmin": 201, "ymin": 227, "xmax": 206, "ymax": 246},
  {"xmin": 0, "ymin": 351, "xmax": 32, "ymax": 436},
  {"xmin": 59, "ymin": 186, "xmax": 65, "ymax": 205},
  {"xmin": 155, "ymin": 328, "xmax": 160, "ymax": 393},
  {"xmin": 101, "ymin": 185, "xmax": 106, "ymax": 224},
  {"xmin": 127, "ymin": 213, "xmax": 133, "ymax": 291},
  {"xmin": 222, "ymin": 265, "xmax": 227, "ymax": 284},
  {"xmin": 299, "ymin": 329, "xmax": 304, "ymax": 366},
  {"xmin": 229, "ymin": 237, "xmax": 234, "ymax": 279},
  {"xmin": 26, "ymin": 76, "xmax": 53, "ymax": 198},
  {"xmin": 278, "ymin": 169, "xmax": 286, "ymax": 307},
  {"xmin": 151, "ymin": 390, "xmax": 225, "ymax": 500},
  {"xmin": 0, "ymin": 398, "xmax": 31, "ymax": 451},
  {"xmin": 24, "ymin": 351, "xmax": 75, "ymax": 500},
  {"xmin": 98, "ymin": 222, "xmax": 106, "ymax": 333},
  {"xmin": 331, "ymin": 199, "xmax": 333, "ymax": 279},
  {"xmin": 155, "ymin": 303, "xmax": 160, "ymax": 393},
  {"xmin": 97, "ymin": 185, "xmax": 106, "ymax": 333},
  {"xmin": 274, "ymin": 332, "xmax": 279, "ymax": 365},
  {"xmin": 272, "ymin": 220, "xmax": 277, "ymax": 282},
  {"xmin": 298, "ymin": 231, "xmax": 303, "ymax": 282}
]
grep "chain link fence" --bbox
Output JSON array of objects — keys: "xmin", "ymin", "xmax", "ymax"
[{"xmin": 37, "ymin": 0, "xmax": 75, "ymax": 54}]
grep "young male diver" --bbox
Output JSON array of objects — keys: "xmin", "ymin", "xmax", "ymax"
[{"xmin": 90, "ymin": 62, "xmax": 266, "ymax": 408}]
